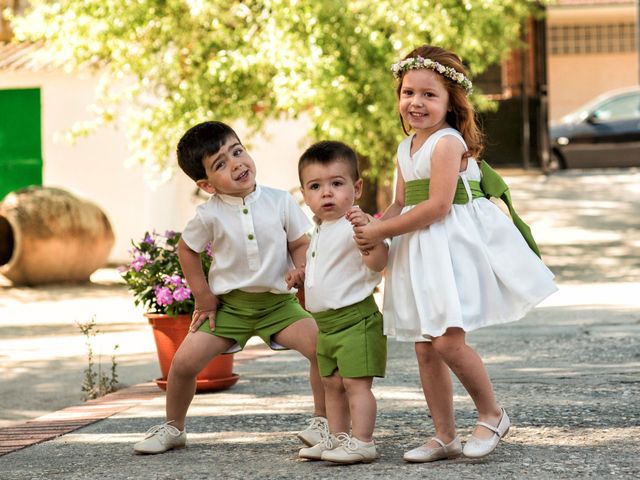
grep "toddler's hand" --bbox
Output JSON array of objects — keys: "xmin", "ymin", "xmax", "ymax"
[
  {"xmin": 285, "ymin": 265, "xmax": 305, "ymax": 290},
  {"xmin": 345, "ymin": 206, "xmax": 372, "ymax": 227},
  {"xmin": 191, "ymin": 294, "xmax": 219, "ymax": 332}
]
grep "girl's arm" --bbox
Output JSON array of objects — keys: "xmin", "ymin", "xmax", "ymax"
[
  {"xmin": 345, "ymin": 207, "xmax": 388, "ymax": 272},
  {"xmin": 354, "ymin": 137, "xmax": 464, "ymax": 245},
  {"xmin": 177, "ymin": 238, "xmax": 219, "ymax": 332},
  {"xmin": 348, "ymin": 161, "xmax": 404, "ymax": 254}
]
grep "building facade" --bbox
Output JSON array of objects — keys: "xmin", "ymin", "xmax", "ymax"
[{"xmin": 547, "ymin": 0, "xmax": 638, "ymax": 121}]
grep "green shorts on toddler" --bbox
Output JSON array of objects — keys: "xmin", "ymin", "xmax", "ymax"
[{"xmin": 312, "ymin": 295, "xmax": 387, "ymax": 378}]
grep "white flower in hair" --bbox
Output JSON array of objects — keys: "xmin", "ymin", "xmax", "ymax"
[{"xmin": 390, "ymin": 55, "xmax": 473, "ymax": 94}]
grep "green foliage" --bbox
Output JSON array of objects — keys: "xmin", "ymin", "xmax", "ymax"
[
  {"xmin": 120, "ymin": 230, "xmax": 212, "ymax": 315},
  {"xmin": 13, "ymin": 0, "xmax": 534, "ymax": 182},
  {"xmin": 77, "ymin": 317, "xmax": 119, "ymax": 400}
]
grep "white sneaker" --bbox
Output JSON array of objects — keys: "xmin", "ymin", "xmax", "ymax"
[
  {"xmin": 299, "ymin": 433, "xmax": 339, "ymax": 460},
  {"xmin": 133, "ymin": 422, "xmax": 187, "ymax": 454},
  {"xmin": 297, "ymin": 416, "xmax": 329, "ymax": 446},
  {"xmin": 320, "ymin": 433, "xmax": 378, "ymax": 464}
]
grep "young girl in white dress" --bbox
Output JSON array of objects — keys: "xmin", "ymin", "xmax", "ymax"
[{"xmin": 352, "ymin": 45, "xmax": 557, "ymax": 462}]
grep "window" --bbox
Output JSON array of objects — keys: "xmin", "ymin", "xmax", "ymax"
[
  {"xmin": 592, "ymin": 93, "xmax": 640, "ymax": 122},
  {"xmin": 549, "ymin": 23, "xmax": 637, "ymax": 55}
]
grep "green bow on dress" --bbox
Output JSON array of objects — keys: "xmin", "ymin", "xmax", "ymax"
[{"xmin": 403, "ymin": 161, "xmax": 541, "ymax": 258}]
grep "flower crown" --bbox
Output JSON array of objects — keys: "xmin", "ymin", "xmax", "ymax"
[{"xmin": 391, "ymin": 56, "xmax": 473, "ymax": 94}]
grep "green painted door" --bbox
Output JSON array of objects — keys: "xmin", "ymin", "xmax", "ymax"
[{"xmin": 0, "ymin": 88, "xmax": 43, "ymax": 200}]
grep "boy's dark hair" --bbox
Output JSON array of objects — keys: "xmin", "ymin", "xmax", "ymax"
[
  {"xmin": 298, "ymin": 141, "xmax": 360, "ymax": 184},
  {"xmin": 176, "ymin": 121, "xmax": 241, "ymax": 181}
]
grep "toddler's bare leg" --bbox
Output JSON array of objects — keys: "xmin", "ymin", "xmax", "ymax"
[
  {"xmin": 415, "ymin": 342, "xmax": 457, "ymax": 446},
  {"xmin": 273, "ymin": 317, "xmax": 326, "ymax": 417},
  {"xmin": 166, "ymin": 332, "xmax": 234, "ymax": 430},
  {"xmin": 342, "ymin": 377, "xmax": 375, "ymax": 442},
  {"xmin": 431, "ymin": 328, "xmax": 502, "ymax": 440},
  {"xmin": 322, "ymin": 373, "xmax": 350, "ymax": 434}
]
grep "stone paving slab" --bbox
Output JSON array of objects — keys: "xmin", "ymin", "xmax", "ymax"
[
  {"xmin": 1, "ymin": 169, "xmax": 639, "ymax": 479},
  {"xmin": 1, "ymin": 326, "xmax": 638, "ymax": 480}
]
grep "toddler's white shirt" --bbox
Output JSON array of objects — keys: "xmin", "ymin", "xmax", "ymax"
[
  {"xmin": 181, "ymin": 185, "xmax": 311, "ymax": 295},
  {"xmin": 304, "ymin": 216, "xmax": 382, "ymax": 313}
]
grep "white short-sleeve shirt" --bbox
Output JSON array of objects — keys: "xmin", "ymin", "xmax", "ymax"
[
  {"xmin": 304, "ymin": 216, "xmax": 382, "ymax": 313},
  {"xmin": 181, "ymin": 185, "xmax": 311, "ymax": 295}
]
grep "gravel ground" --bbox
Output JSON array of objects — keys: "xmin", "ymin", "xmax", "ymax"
[{"xmin": 1, "ymin": 168, "xmax": 639, "ymax": 479}]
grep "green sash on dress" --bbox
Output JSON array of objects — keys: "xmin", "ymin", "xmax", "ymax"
[{"xmin": 403, "ymin": 160, "xmax": 541, "ymax": 258}]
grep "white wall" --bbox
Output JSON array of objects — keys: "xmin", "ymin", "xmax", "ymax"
[{"xmin": 1, "ymin": 69, "xmax": 310, "ymax": 264}]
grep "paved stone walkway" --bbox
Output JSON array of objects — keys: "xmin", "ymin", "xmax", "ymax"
[{"xmin": 1, "ymin": 169, "xmax": 639, "ymax": 479}]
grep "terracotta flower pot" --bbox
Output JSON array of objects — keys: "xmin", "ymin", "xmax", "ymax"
[{"xmin": 145, "ymin": 313, "xmax": 239, "ymax": 393}]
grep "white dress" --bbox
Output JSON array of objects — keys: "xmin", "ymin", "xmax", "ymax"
[{"xmin": 383, "ymin": 128, "xmax": 558, "ymax": 342}]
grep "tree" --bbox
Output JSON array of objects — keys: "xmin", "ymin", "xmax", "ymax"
[{"xmin": 14, "ymin": 0, "xmax": 535, "ymax": 208}]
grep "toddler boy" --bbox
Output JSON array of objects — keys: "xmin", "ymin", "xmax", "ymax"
[{"xmin": 295, "ymin": 141, "xmax": 388, "ymax": 464}]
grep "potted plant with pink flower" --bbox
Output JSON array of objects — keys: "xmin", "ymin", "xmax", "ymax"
[{"xmin": 121, "ymin": 230, "xmax": 238, "ymax": 392}]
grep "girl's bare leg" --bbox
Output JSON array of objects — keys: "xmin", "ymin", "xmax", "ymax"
[
  {"xmin": 166, "ymin": 332, "xmax": 235, "ymax": 430},
  {"xmin": 415, "ymin": 342, "xmax": 457, "ymax": 447},
  {"xmin": 431, "ymin": 328, "xmax": 502, "ymax": 439}
]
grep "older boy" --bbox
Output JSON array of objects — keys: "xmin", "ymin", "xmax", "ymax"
[{"xmin": 133, "ymin": 121, "xmax": 326, "ymax": 454}]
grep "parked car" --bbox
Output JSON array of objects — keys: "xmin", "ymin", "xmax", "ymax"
[{"xmin": 547, "ymin": 86, "xmax": 640, "ymax": 173}]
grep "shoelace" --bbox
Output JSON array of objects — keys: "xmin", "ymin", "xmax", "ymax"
[
  {"xmin": 313, "ymin": 420, "xmax": 334, "ymax": 449},
  {"xmin": 308, "ymin": 417, "xmax": 329, "ymax": 432},
  {"xmin": 144, "ymin": 422, "xmax": 178, "ymax": 439},
  {"xmin": 320, "ymin": 433, "xmax": 335, "ymax": 449},
  {"xmin": 335, "ymin": 432, "xmax": 358, "ymax": 451}
]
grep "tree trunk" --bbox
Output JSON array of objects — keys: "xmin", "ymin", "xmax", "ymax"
[{"xmin": 358, "ymin": 155, "xmax": 379, "ymax": 215}]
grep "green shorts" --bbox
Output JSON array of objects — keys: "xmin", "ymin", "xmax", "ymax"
[
  {"xmin": 198, "ymin": 290, "xmax": 311, "ymax": 353},
  {"xmin": 313, "ymin": 295, "xmax": 387, "ymax": 378}
]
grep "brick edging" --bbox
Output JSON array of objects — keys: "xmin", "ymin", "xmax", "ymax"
[
  {"xmin": 0, "ymin": 345, "xmax": 276, "ymax": 457},
  {"xmin": 0, "ymin": 383, "xmax": 162, "ymax": 456}
]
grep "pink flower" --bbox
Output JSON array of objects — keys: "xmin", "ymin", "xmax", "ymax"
[
  {"xmin": 172, "ymin": 286, "xmax": 192, "ymax": 302},
  {"xmin": 122, "ymin": 230, "xmax": 212, "ymax": 315},
  {"xmin": 165, "ymin": 274, "xmax": 184, "ymax": 286},
  {"xmin": 131, "ymin": 254, "xmax": 150, "ymax": 272},
  {"xmin": 154, "ymin": 286, "xmax": 174, "ymax": 306}
]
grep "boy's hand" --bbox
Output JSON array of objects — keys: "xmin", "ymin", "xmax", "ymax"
[
  {"xmin": 190, "ymin": 293, "xmax": 219, "ymax": 333},
  {"xmin": 345, "ymin": 206, "xmax": 371, "ymax": 227},
  {"xmin": 285, "ymin": 265, "xmax": 305, "ymax": 290}
]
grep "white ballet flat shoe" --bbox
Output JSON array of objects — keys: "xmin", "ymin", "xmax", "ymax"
[
  {"xmin": 403, "ymin": 436, "xmax": 462, "ymax": 463},
  {"xmin": 463, "ymin": 408, "xmax": 510, "ymax": 458}
]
